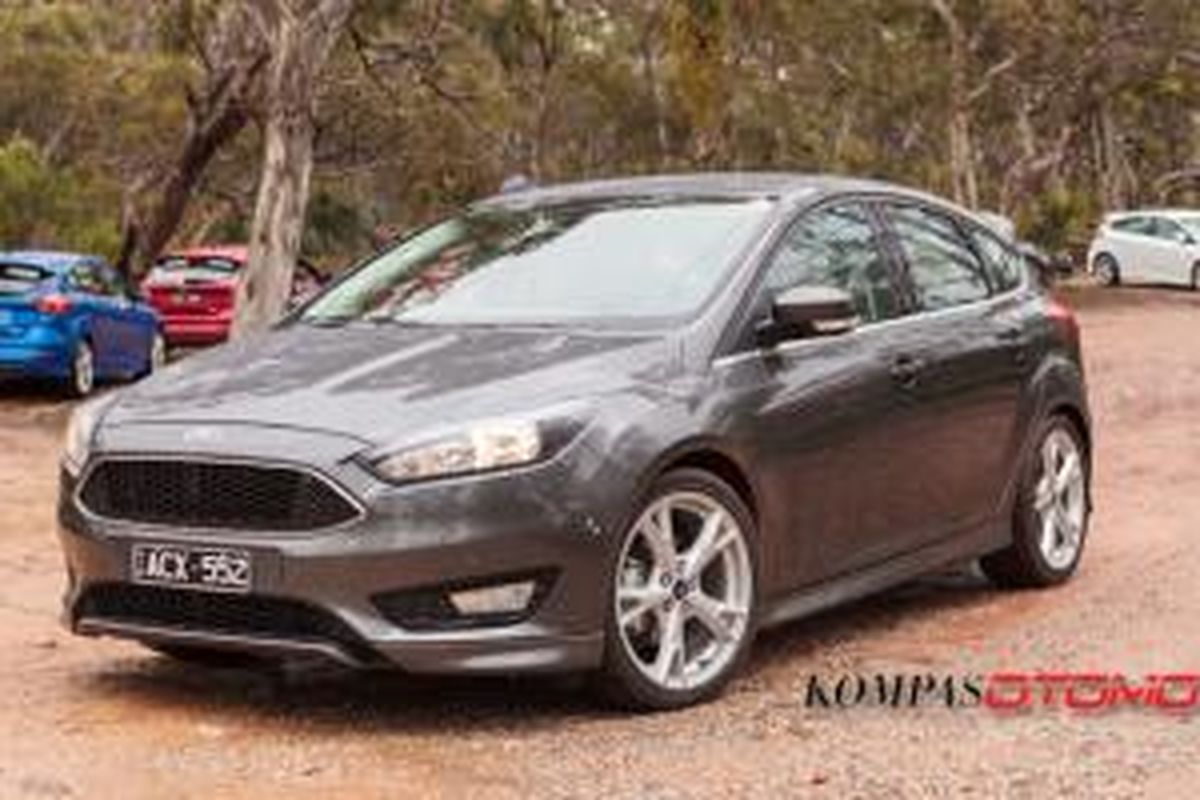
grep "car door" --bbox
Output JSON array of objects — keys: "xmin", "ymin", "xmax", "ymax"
[
  {"xmin": 718, "ymin": 200, "xmax": 923, "ymax": 588},
  {"xmin": 67, "ymin": 262, "xmax": 122, "ymax": 374},
  {"xmin": 1106, "ymin": 216, "xmax": 1154, "ymax": 282},
  {"xmin": 873, "ymin": 202, "xmax": 1028, "ymax": 548},
  {"xmin": 96, "ymin": 262, "xmax": 153, "ymax": 372},
  {"xmin": 1148, "ymin": 217, "xmax": 1195, "ymax": 285}
]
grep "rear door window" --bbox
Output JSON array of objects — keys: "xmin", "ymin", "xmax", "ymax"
[
  {"xmin": 761, "ymin": 203, "xmax": 903, "ymax": 324},
  {"xmin": 884, "ymin": 205, "xmax": 991, "ymax": 311},
  {"xmin": 967, "ymin": 228, "xmax": 1025, "ymax": 293},
  {"xmin": 0, "ymin": 263, "xmax": 51, "ymax": 295},
  {"xmin": 1150, "ymin": 217, "xmax": 1192, "ymax": 244},
  {"xmin": 69, "ymin": 263, "xmax": 107, "ymax": 295}
]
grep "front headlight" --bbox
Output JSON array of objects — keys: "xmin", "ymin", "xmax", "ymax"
[
  {"xmin": 62, "ymin": 393, "xmax": 117, "ymax": 476},
  {"xmin": 368, "ymin": 411, "xmax": 586, "ymax": 484}
]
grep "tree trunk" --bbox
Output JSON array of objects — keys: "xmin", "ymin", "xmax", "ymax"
[
  {"xmin": 930, "ymin": 0, "xmax": 979, "ymax": 209},
  {"xmin": 232, "ymin": 0, "xmax": 357, "ymax": 337},
  {"xmin": 116, "ymin": 6, "xmax": 266, "ymax": 281}
]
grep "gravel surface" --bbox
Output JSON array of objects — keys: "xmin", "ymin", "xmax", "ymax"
[{"xmin": 0, "ymin": 286, "xmax": 1196, "ymax": 799}]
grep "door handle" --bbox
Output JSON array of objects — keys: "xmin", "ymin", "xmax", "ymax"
[
  {"xmin": 889, "ymin": 355, "xmax": 924, "ymax": 389},
  {"xmin": 995, "ymin": 325, "xmax": 1029, "ymax": 365},
  {"xmin": 995, "ymin": 326, "xmax": 1023, "ymax": 342}
]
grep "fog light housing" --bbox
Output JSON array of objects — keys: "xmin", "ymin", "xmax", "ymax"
[
  {"xmin": 448, "ymin": 581, "xmax": 535, "ymax": 616},
  {"xmin": 372, "ymin": 569, "xmax": 557, "ymax": 631}
]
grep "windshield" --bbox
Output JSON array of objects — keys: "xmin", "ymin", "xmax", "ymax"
[
  {"xmin": 1176, "ymin": 215, "xmax": 1200, "ymax": 238},
  {"xmin": 300, "ymin": 198, "xmax": 773, "ymax": 327},
  {"xmin": 0, "ymin": 263, "xmax": 52, "ymax": 295}
]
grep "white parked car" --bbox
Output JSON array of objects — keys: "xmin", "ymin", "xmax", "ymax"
[{"xmin": 1088, "ymin": 209, "xmax": 1200, "ymax": 289}]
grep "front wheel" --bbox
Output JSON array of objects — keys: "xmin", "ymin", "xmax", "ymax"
[
  {"xmin": 598, "ymin": 468, "xmax": 758, "ymax": 711},
  {"xmin": 1191, "ymin": 263, "xmax": 1199, "ymax": 292},
  {"xmin": 981, "ymin": 416, "xmax": 1090, "ymax": 588}
]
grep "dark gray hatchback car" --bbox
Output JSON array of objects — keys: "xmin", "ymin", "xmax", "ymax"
[{"xmin": 58, "ymin": 174, "xmax": 1091, "ymax": 710}]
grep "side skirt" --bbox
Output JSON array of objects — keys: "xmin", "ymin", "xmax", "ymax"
[{"xmin": 759, "ymin": 519, "xmax": 1010, "ymax": 631}]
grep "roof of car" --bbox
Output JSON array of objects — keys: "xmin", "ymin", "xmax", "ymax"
[
  {"xmin": 0, "ymin": 250, "xmax": 95, "ymax": 271},
  {"xmin": 1107, "ymin": 208, "xmax": 1200, "ymax": 219},
  {"xmin": 167, "ymin": 245, "xmax": 248, "ymax": 262},
  {"xmin": 475, "ymin": 172, "xmax": 942, "ymax": 208}
]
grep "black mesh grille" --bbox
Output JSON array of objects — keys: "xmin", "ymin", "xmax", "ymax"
[
  {"xmin": 77, "ymin": 584, "xmax": 378, "ymax": 663},
  {"xmin": 78, "ymin": 459, "xmax": 360, "ymax": 532}
]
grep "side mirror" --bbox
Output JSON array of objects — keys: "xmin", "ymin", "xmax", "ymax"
[{"xmin": 757, "ymin": 286, "xmax": 858, "ymax": 347}]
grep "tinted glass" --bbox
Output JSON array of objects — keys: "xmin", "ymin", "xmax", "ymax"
[
  {"xmin": 886, "ymin": 205, "xmax": 990, "ymax": 311},
  {"xmin": 151, "ymin": 256, "xmax": 240, "ymax": 281},
  {"xmin": 302, "ymin": 199, "xmax": 773, "ymax": 326},
  {"xmin": 761, "ymin": 203, "xmax": 901, "ymax": 323},
  {"xmin": 967, "ymin": 228, "xmax": 1025, "ymax": 292},
  {"xmin": 70, "ymin": 264, "xmax": 107, "ymax": 295},
  {"xmin": 0, "ymin": 263, "xmax": 51, "ymax": 295},
  {"xmin": 1151, "ymin": 217, "xmax": 1191, "ymax": 243},
  {"xmin": 1111, "ymin": 216, "xmax": 1152, "ymax": 235}
]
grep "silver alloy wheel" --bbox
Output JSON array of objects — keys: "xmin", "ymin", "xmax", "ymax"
[
  {"xmin": 1094, "ymin": 255, "xmax": 1116, "ymax": 285},
  {"xmin": 1033, "ymin": 428, "xmax": 1087, "ymax": 571},
  {"xmin": 149, "ymin": 333, "xmax": 167, "ymax": 372},
  {"xmin": 614, "ymin": 490, "xmax": 753, "ymax": 692},
  {"xmin": 73, "ymin": 343, "xmax": 94, "ymax": 396}
]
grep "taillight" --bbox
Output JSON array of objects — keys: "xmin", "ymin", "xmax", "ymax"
[
  {"xmin": 35, "ymin": 294, "xmax": 73, "ymax": 315},
  {"xmin": 1047, "ymin": 298, "xmax": 1079, "ymax": 342}
]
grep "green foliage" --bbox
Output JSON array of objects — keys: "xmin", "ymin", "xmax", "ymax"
[
  {"xmin": 0, "ymin": 0, "xmax": 1198, "ymax": 265},
  {"xmin": 0, "ymin": 137, "xmax": 121, "ymax": 256}
]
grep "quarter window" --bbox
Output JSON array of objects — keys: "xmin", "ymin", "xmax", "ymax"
[
  {"xmin": 761, "ymin": 203, "xmax": 902, "ymax": 324},
  {"xmin": 1111, "ymin": 216, "xmax": 1152, "ymax": 235},
  {"xmin": 885, "ymin": 205, "xmax": 990, "ymax": 311}
]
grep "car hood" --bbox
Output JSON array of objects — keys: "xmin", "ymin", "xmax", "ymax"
[{"xmin": 105, "ymin": 323, "xmax": 676, "ymax": 447}]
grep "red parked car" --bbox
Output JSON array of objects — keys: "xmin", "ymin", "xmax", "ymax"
[{"xmin": 141, "ymin": 246, "xmax": 325, "ymax": 347}]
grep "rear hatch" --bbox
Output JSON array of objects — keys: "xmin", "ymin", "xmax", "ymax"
[
  {"xmin": 143, "ymin": 255, "xmax": 240, "ymax": 319},
  {"xmin": 0, "ymin": 263, "xmax": 55, "ymax": 340}
]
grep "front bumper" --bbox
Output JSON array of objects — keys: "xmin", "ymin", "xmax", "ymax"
[{"xmin": 58, "ymin": 424, "xmax": 624, "ymax": 675}]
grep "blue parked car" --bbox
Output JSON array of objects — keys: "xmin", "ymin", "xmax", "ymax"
[{"xmin": 0, "ymin": 251, "xmax": 165, "ymax": 396}]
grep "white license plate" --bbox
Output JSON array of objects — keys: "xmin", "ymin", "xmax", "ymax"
[{"xmin": 131, "ymin": 543, "xmax": 252, "ymax": 593}]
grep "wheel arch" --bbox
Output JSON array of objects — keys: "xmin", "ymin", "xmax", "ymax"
[{"xmin": 651, "ymin": 442, "xmax": 759, "ymax": 523}]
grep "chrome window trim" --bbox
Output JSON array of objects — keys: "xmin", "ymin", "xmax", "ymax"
[
  {"xmin": 711, "ymin": 195, "xmax": 1031, "ymax": 371},
  {"xmin": 73, "ymin": 453, "xmax": 368, "ymax": 536},
  {"xmin": 711, "ymin": 281, "xmax": 1029, "ymax": 371}
]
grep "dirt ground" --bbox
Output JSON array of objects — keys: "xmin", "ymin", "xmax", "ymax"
[{"xmin": 0, "ymin": 286, "xmax": 1197, "ymax": 799}]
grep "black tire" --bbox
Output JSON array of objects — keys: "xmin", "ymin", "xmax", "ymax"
[
  {"xmin": 981, "ymin": 416, "xmax": 1091, "ymax": 589},
  {"xmin": 66, "ymin": 340, "xmax": 95, "ymax": 398},
  {"xmin": 141, "ymin": 330, "xmax": 167, "ymax": 378},
  {"xmin": 1093, "ymin": 253, "xmax": 1120, "ymax": 286},
  {"xmin": 1191, "ymin": 263, "xmax": 1200, "ymax": 292},
  {"xmin": 596, "ymin": 468, "xmax": 759, "ymax": 711},
  {"xmin": 146, "ymin": 643, "xmax": 268, "ymax": 670}
]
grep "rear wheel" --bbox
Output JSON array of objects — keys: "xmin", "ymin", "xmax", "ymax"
[
  {"xmin": 67, "ymin": 341, "xmax": 95, "ymax": 398},
  {"xmin": 598, "ymin": 468, "xmax": 758, "ymax": 711},
  {"xmin": 144, "ymin": 331, "xmax": 167, "ymax": 377},
  {"xmin": 1093, "ymin": 253, "xmax": 1120, "ymax": 286},
  {"xmin": 1191, "ymin": 263, "xmax": 1200, "ymax": 291},
  {"xmin": 981, "ymin": 416, "xmax": 1090, "ymax": 588}
]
